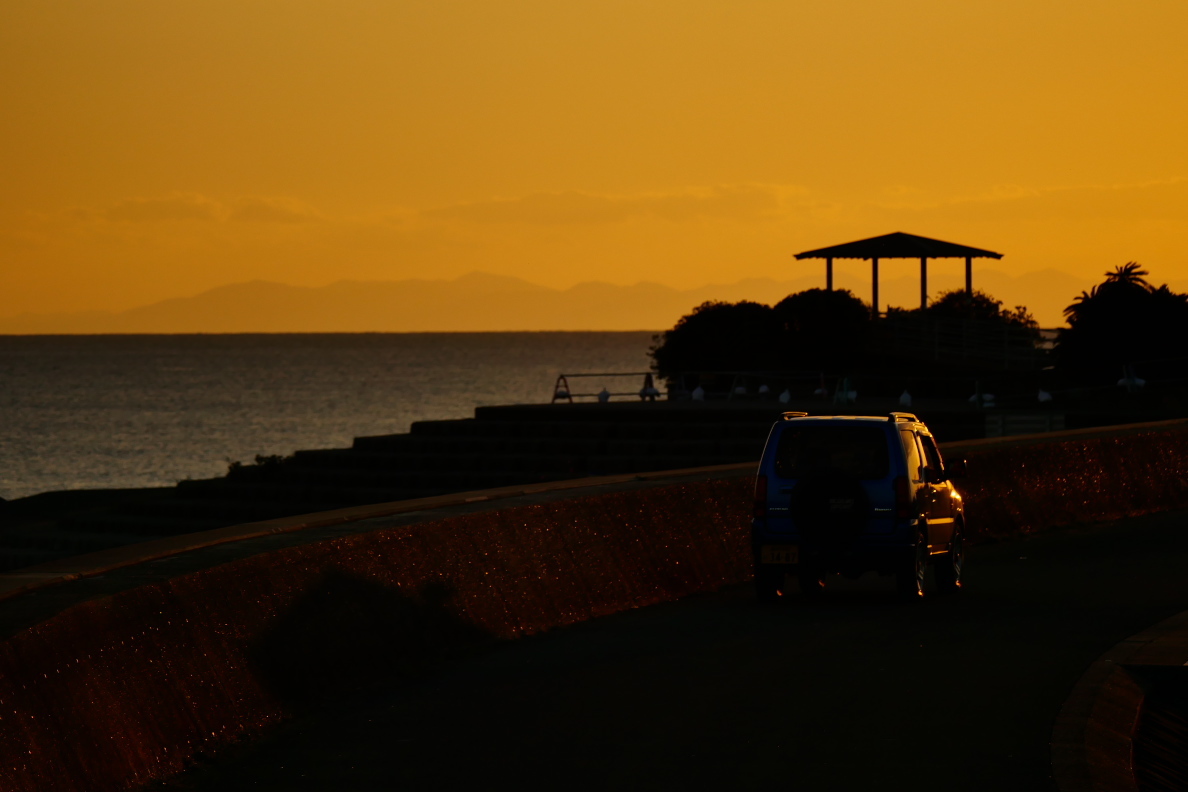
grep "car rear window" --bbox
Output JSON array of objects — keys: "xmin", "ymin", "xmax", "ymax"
[{"xmin": 774, "ymin": 424, "xmax": 890, "ymax": 479}]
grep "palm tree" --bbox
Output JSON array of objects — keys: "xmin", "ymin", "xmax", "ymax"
[
  {"xmin": 1063, "ymin": 286, "xmax": 1098, "ymax": 323},
  {"xmin": 1055, "ymin": 262, "xmax": 1188, "ymax": 386},
  {"xmin": 1104, "ymin": 262, "xmax": 1151, "ymax": 290},
  {"xmin": 1065, "ymin": 263, "xmax": 1150, "ymax": 325}
]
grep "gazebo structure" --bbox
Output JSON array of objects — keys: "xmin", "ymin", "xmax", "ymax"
[{"xmin": 793, "ymin": 232, "xmax": 1003, "ymax": 314}]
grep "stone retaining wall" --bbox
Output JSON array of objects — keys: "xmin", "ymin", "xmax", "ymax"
[{"xmin": 949, "ymin": 420, "xmax": 1188, "ymax": 541}]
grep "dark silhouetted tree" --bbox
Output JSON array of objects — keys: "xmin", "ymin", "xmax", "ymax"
[
  {"xmin": 1055, "ymin": 262, "xmax": 1188, "ymax": 385},
  {"xmin": 772, "ymin": 288, "xmax": 870, "ymax": 370},
  {"xmin": 650, "ymin": 285, "xmax": 1047, "ymax": 394},
  {"xmin": 874, "ymin": 288, "xmax": 1043, "ymax": 381},
  {"xmin": 1106, "ymin": 262, "xmax": 1151, "ymax": 289},
  {"xmin": 650, "ymin": 300, "xmax": 782, "ymax": 377},
  {"xmin": 923, "ymin": 288, "xmax": 1038, "ymax": 329}
]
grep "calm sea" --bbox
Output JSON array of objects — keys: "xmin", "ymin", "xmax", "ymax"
[{"xmin": 0, "ymin": 333, "xmax": 656, "ymax": 500}]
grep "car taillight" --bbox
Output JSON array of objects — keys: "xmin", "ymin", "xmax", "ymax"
[
  {"xmin": 894, "ymin": 476, "xmax": 912, "ymax": 520},
  {"xmin": 754, "ymin": 475, "xmax": 768, "ymax": 519}
]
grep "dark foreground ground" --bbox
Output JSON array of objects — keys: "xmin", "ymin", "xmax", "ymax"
[{"xmin": 158, "ymin": 510, "xmax": 1188, "ymax": 791}]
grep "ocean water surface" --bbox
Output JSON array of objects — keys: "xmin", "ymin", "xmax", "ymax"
[{"xmin": 0, "ymin": 333, "xmax": 655, "ymax": 500}]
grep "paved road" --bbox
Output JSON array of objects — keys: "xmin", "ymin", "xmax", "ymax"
[{"xmin": 161, "ymin": 510, "xmax": 1188, "ymax": 791}]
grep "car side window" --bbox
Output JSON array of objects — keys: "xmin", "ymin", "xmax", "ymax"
[
  {"xmin": 919, "ymin": 434, "xmax": 944, "ymax": 476},
  {"xmin": 899, "ymin": 429, "xmax": 923, "ymax": 481}
]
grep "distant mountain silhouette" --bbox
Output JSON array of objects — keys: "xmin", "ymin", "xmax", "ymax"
[{"xmin": 1, "ymin": 269, "xmax": 1087, "ymax": 333}]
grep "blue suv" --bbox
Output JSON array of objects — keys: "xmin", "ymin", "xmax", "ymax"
[{"xmin": 752, "ymin": 412, "xmax": 966, "ymax": 601}]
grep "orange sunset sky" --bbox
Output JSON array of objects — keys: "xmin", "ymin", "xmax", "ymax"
[{"xmin": 2, "ymin": 0, "xmax": 1187, "ymax": 330}]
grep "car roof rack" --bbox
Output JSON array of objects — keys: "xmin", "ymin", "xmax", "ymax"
[
  {"xmin": 888, "ymin": 412, "xmax": 918, "ymax": 423},
  {"xmin": 781, "ymin": 411, "xmax": 809, "ymax": 420}
]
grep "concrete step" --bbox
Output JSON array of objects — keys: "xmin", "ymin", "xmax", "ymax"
[
  {"xmin": 290, "ymin": 451, "xmax": 485, "ymax": 474},
  {"xmin": 352, "ymin": 436, "xmax": 505, "ymax": 455},
  {"xmin": 122, "ymin": 496, "xmax": 311, "ymax": 522},
  {"xmin": 406, "ymin": 418, "xmax": 632, "ymax": 442},
  {"xmin": 58, "ymin": 511, "xmax": 233, "ymax": 536},
  {"xmin": 458, "ymin": 470, "xmax": 554, "ymax": 490},
  {"xmin": 0, "ymin": 526, "xmax": 168, "ymax": 555},
  {"xmin": 350, "ymin": 434, "xmax": 417, "ymax": 452},
  {"xmin": 0, "ymin": 547, "xmax": 72, "ymax": 573},
  {"xmin": 409, "ymin": 419, "xmax": 506, "ymax": 438}
]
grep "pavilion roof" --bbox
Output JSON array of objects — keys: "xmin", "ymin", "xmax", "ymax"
[{"xmin": 793, "ymin": 231, "xmax": 1003, "ymax": 260}]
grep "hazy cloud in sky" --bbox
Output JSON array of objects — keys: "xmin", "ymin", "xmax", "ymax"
[
  {"xmin": 428, "ymin": 185, "xmax": 786, "ymax": 225},
  {"xmin": 229, "ymin": 197, "xmax": 322, "ymax": 224},
  {"xmin": 872, "ymin": 179, "xmax": 1188, "ymax": 224},
  {"xmin": 106, "ymin": 194, "xmax": 223, "ymax": 223},
  {"xmin": 3, "ymin": 177, "xmax": 1187, "ymax": 328},
  {"xmin": 103, "ymin": 194, "xmax": 323, "ymax": 225}
]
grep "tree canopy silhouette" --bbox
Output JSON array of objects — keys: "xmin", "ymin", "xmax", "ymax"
[
  {"xmin": 1055, "ymin": 262, "xmax": 1188, "ymax": 385},
  {"xmin": 649, "ymin": 300, "xmax": 783, "ymax": 377},
  {"xmin": 921, "ymin": 288, "xmax": 1037, "ymax": 328},
  {"xmin": 650, "ymin": 285, "xmax": 1045, "ymax": 385},
  {"xmin": 869, "ymin": 288, "xmax": 1043, "ymax": 380},
  {"xmin": 772, "ymin": 288, "xmax": 870, "ymax": 370}
]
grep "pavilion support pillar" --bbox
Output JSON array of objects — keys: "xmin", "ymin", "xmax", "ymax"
[
  {"xmin": 826, "ymin": 257, "xmax": 833, "ymax": 291},
  {"xmin": 920, "ymin": 257, "xmax": 928, "ymax": 310},
  {"xmin": 965, "ymin": 256, "xmax": 973, "ymax": 294},
  {"xmin": 871, "ymin": 257, "xmax": 880, "ymax": 316}
]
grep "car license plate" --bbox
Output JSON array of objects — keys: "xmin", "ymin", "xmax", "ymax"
[{"xmin": 761, "ymin": 545, "xmax": 799, "ymax": 565}]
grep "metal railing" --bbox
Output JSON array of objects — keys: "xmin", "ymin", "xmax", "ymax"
[{"xmin": 551, "ymin": 372, "xmax": 659, "ymax": 403}]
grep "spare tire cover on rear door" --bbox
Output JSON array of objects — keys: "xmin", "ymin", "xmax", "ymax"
[{"xmin": 789, "ymin": 474, "xmax": 872, "ymax": 547}]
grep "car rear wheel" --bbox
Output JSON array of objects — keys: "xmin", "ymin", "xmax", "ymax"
[
  {"xmin": 896, "ymin": 532, "xmax": 927, "ymax": 601},
  {"xmin": 934, "ymin": 523, "xmax": 964, "ymax": 594},
  {"xmin": 797, "ymin": 565, "xmax": 827, "ymax": 599},
  {"xmin": 754, "ymin": 565, "xmax": 785, "ymax": 603}
]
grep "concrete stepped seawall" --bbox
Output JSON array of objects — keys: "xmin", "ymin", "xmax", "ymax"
[
  {"xmin": 0, "ymin": 403, "xmax": 786, "ymax": 571},
  {"xmin": 0, "ymin": 399, "xmax": 1065, "ymax": 573}
]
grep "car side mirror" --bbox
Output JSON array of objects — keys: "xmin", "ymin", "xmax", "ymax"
[
  {"xmin": 924, "ymin": 467, "xmax": 945, "ymax": 484},
  {"xmin": 946, "ymin": 459, "xmax": 968, "ymax": 480}
]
